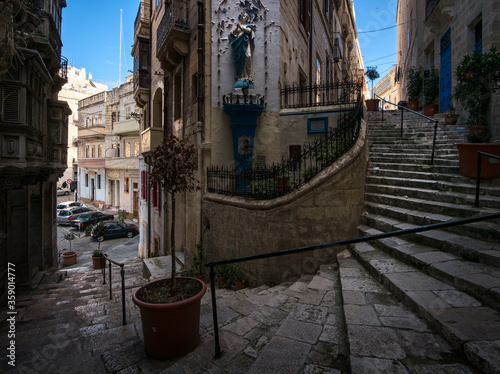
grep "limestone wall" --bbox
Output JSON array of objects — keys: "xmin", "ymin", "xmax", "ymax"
[{"xmin": 202, "ymin": 120, "xmax": 368, "ymax": 286}]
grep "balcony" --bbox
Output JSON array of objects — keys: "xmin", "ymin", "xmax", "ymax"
[
  {"xmin": 141, "ymin": 127, "xmax": 163, "ymax": 154},
  {"xmin": 425, "ymin": 0, "xmax": 454, "ymax": 26},
  {"xmin": 78, "ymin": 126, "xmax": 106, "ymax": 139},
  {"xmin": 113, "ymin": 118, "xmax": 140, "ymax": 135},
  {"xmin": 78, "ymin": 158, "xmax": 106, "ymax": 168},
  {"xmin": 156, "ymin": 0, "xmax": 189, "ymax": 72},
  {"xmin": 134, "ymin": 1, "xmax": 150, "ymax": 38}
]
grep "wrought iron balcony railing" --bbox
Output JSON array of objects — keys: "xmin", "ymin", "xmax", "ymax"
[
  {"xmin": 59, "ymin": 55, "xmax": 68, "ymax": 80},
  {"xmin": 156, "ymin": 0, "xmax": 189, "ymax": 54},
  {"xmin": 280, "ymin": 81, "xmax": 361, "ymax": 109}
]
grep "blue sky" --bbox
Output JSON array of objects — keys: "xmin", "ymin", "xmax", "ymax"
[{"xmin": 61, "ymin": 0, "xmax": 397, "ymax": 88}]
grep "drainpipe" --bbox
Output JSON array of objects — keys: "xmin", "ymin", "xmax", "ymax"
[
  {"xmin": 146, "ymin": 0, "xmax": 152, "ymax": 258},
  {"xmin": 196, "ymin": 0, "xmax": 205, "ymax": 244},
  {"xmin": 308, "ymin": 0, "xmax": 313, "ymax": 103}
]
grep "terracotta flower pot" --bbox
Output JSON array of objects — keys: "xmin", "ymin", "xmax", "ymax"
[
  {"xmin": 407, "ymin": 101, "xmax": 419, "ymax": 111},
  {"xmin": 366, "ymin": 99, "xmax": 380, "ymax": 111},
  {"xmin": 62, "ymin": 251, "xmax": 77, "ymax": 266},
  {"xmin": 91, "ymin": 256, "xmax": 106, "ymax": 269},
  {"xmin": 422, "ymin": 104, "xmax": 438, "ymax": 117},
  {"xmin": 216, "ymin": 276, "xmax": 227, "ymax": 289},
  {"xmin": 235, "ymin": 280, "xmax": 246, "ymax": 290},
  {"xmin": 445, "ymin": 114, "xmax": 459, "ymax": 125},
  {"xmin": 132, "ymin": 277, "xmax": 207, "ymax": 360},
  {"xmin": 456, "ymin": 143, "xmax": 500, "ymax": 179}
]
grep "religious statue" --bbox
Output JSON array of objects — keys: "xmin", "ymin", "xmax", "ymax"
[{"xmin": 231, "ymin": 12, "xmax": 256, "ymax": 89}]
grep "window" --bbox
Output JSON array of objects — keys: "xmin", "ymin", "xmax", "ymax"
[
  {"xmin": 112, "ymin": 112, "xmax": 116, "ymax": 123},
  {"xmin": 134, "ymin": 141, "xmax": 140, "ymax": 156},
  {"xmin": 98, "ymin": 144, "xmax": 102, "ymax": 158},
  {"xmin": 97, "ymin": 175, "xmax": 101, "ymax": 189},
  {"xmin": 85, "ymin": 145, "xmax": 89, "ymax": 158},
  {"xmin": 126, "ymin": 106, "xmax": 131, "ymax": 120},
  {"xmin": 85, "ymin": 173, "xmax": 89, "ymax": 187},
  {"xmin": 475, "ymin": 19, "xmax": 482, "ymax": 53},
  {"xmin": 98, "ymin": 114, "xmax": 102, "ymax": 125},
  {"xmin": 300, "ymin": 0, "xmax": 310, "ymax": 32},
  {"xmin": 152, "ymin": 181, "xmax": 161, "ymax": 208},
  {"xmin": 1, "ymin": 84, "xmax": 21, "ymax": 123},
  {"xmin": 124, "ymin": 176, "xmax": 130, "ymax": 193},
  {"xmin": 156, "ymin": 0, "xmax": 161, "ymax": 9},
  {"xmin": 125, "ymin": 142, "xmax": 131, "ymax": 157},
  {"xmin": 91, "ymin": 146, "xmax": 95, "ymax": 158},
  {"xmin": 308, "ymin": 117, "xmax": 328, "ymax": 133}
]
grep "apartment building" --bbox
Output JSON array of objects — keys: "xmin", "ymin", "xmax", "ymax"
[
  {"xmin": 373, "ymin": 65, "xmax": 400, "ymax": 110},
  {"xmin": 77, "ymin": 77, "xmax": 140, "ymax": 218},
  {"xmin": 132, "ymin": 0, "xmax": 365, "ymax": 282},
  {"xmin": 0, "ymin": 0, "xmax": 70, "ymax": 304},
  {"xmin": 57, "ymin": 66, "xmax": 108, "ymax": 187}
]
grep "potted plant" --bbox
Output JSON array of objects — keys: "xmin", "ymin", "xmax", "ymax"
[
  {"xmin": 215, "ymin": 264, "xmax": 229, "ymax": 288},
  {"xmin": 91, "ymin": 250, "xmax": 106, "ymax": 269},
  {"xmin": 132, "ymin": 134, "xmax": 205, "ymax": 360},
  {"xmin": 406, "ymin": 66, "xmax": 423, "ymax": 111},
  {"xmin": 61, "ymin": 232, "xmax": 77, "ymax": 266},
  {"xmin": 422, "ymin": 68, "xmax": 439, "ymax": 116},
  {"xmin": 84, "ymin": 224, "xmax": 93, "ymax": 236},
  {"xmin": 184, "ymin": 242, "xmax": 205, "ymax": 281},
  {"xmin": 454, "ymin": 47, "xmax": 500, "ymax": 178},
  {"xmin": 365, "ymin": 66, "xmax": 380, "ymax": 111},
  {"xmin": 117, "ymin": 209, "xmax": 129, "ymax": 223},
  {"xmin": 444, "ymin": 101, "xmax": 459, "ymax": 125}
]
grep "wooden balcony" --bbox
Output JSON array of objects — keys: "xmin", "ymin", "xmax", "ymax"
[
  {"xmin": 156, "ymin": 0, "xmax": 189, "ymax": 72},
  {"xmin": 141, "ymin": 127, "xmax": 163, "ymax": 154},
  {"xmin": 134, "ymin": 1, "xmax": 150, "ymax": 38}
]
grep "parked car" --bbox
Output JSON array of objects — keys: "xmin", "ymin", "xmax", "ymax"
[
  {"xmin": 91, "ymin": 221, "xmax": 139, "ymax": 242},
  {"xmin": 57, "ymin": 186, "xmax": 71, "ymax": 196},
  {"xmin": 57, "ymin": 207, "xmax": 92, "ymax": 225},
  {"xmin": 57, "ymin": 201, "xmax": 85, "ymax": 211},
  {"xmin": 70, "ymin": 211, "xmax": 114, "ymax": 230}
]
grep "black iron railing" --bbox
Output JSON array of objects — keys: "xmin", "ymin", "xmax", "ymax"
[
  {"xmin": 102, "ymin": 255, "xmax": 127, "ymax": 326},
  {"xmin": 374, "ymin": 94, "xmax": 439, "ymax": 165},
  {"xmin": 156, "ymin": 0, "xmax": 188, "ymax": 54},
  {"xmin": 475, "ymin": 151, "xmax": 500, "ymax": 207},
  {"xmin": 59, "ymin": 55, "xmax": 68, "ymax": 80},
  {"xmin": 205, "ymin": 211, "xmax": 500, "ymax": 359},
  {"xmin": 207, "ymin": 91, "xmax": 362, "ymax": 199},
  {"xmin": 280, "ymin": 81, "xmax": 360, "ymax": 109}
]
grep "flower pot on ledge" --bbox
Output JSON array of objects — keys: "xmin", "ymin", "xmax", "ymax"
[
  {"xmin": 422, "ymin": 104, "xmax": 438, "ymax": 117},
  {"xmin": 407, "ymin": 101, "xmax": 419, "ymax": 111}
]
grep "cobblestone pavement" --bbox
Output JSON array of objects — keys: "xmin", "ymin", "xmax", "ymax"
[{"xmin": 1, "ymin": 248, "xmax": 479, "ymax": 374}]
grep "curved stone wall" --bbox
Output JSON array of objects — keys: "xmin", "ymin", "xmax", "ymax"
[{"xmin": 202, "ymin": 120, "xmax": 368, "ymax": 286}]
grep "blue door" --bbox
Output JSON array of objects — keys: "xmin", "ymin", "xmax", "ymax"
[{"xmin": 440, "ymin": 28, "xmax": 452, "ymax": 112}]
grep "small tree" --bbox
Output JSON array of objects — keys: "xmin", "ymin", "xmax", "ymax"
[
  {"xmin": 365, "ymin": 66, "xmax": 380, "ymax": 95},
  {"xmin": 407, "ymin": 66, "xmax": 423, "ymax": 102},
  {"xmin": 117, "ymin": 209, "xmax": 129, "ymax": 224},
  {"xmin": 150, "ymin": 134, "xmax": 200, "ymax": 287},
  {"xmin": 64, "ymin": 232, "xmax": 76, "ymax": 252}
]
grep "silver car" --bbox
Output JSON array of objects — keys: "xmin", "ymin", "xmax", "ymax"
[{"xmin": 57, "ymin": 206, "xmax": 92, "ymax": 225}]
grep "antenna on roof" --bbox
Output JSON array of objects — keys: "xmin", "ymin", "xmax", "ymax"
[{"xmin": 119, "ymin": 9, "xmax": 123, "ymax": 85}]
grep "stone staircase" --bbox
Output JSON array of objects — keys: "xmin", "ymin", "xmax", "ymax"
[{"xmin": 347, "ymin": 110, "xmax": 500, "ymax": 373}]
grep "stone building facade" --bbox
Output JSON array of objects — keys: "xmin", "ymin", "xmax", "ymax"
[
  {"xmin": 397, "ymin": 0, "xmax": 500, "ymax": 137},
  {"xmin": 57, "ymin": 66, "xmax": 108, "ymax": 188},
  {"xmin": 373, "ymin": 65, "xmax": 400, "ymax": 110},
  {"xmin": 0, "ymin": 0, "xmax": 70, "ymax": 305},
  {"xmin": 77, "ymin": 78, "xmax": 140, "ymax": 217},
  {"xmin": 133, "ymin": 0, "xmax": 367, "ymax": 283}
]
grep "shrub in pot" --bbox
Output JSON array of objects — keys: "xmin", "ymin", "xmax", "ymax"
[
  {"xmin": 422, "ymin": 68, "xmax": 439, "ymax": 116},
  {"xmin": 62, "ymin": 233, "xmax": 77, "ymax": 266},
  {"xmin": 365, "ymin": 66, "xmax": 380, "ymax": 111},
  {"xmin": 132, "ymin": 134, "xmax": 204, "ymax": 360},
  {"xmin": 91, "ymin": 250, "xmax": 106, "ymax": 269},
  {"xmin": 406, "ymin": 66, "xmax": 423, "ymax": 111},
  {"xmin": 454, "ymin": 47, "xmax": 500, "ymax": 178}
]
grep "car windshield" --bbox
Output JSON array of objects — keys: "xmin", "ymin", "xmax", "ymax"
[{"xmin": 78, "ymin": 214, "xmax": 90, "ymax": 220}]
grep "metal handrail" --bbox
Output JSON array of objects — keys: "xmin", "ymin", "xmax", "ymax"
[
  {"xmin": 102, "ymin": 254, "xmax": 127, "ymax": 325},
  {"xmin": 205, "ymin": 211, "xmax": 500, "ymax": 359},
  {"xmin": 374, "ymin": 94, "xmax": 439, "ymax": 165},
  {"xmin": 475, "ymin": 151, "xmax": 500, "ymax": 207}
]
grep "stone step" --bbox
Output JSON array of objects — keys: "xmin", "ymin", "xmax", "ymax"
[
  {"xmin": 366, "ymin": 183, "xmax": 500, "ymax": 209},
  {"xmin": 369, "ymin": 155, "xmax": 460, "ymax": 167},
  {"xmin": 370, "ymin": 147, "xmax": 460, "ymax": 156},
  {"xmin": 366, "ymin": 175, "xmax": 500, "ymax": 198},
  {"xmin": 364, "ymin": 201, "xmax": 500, "ymax": 242},
  {"xmin": 358, "ymin": 217, "xmax": 500, "ymax": 267},
  {"xmin": 368, "ymin": 161, "xmax": 460, "ymax": 174},
  {"xmin": 352, "ymin": 226, "xmax": 500, "ymax": 313},
  {"xmin": 363, "ymin": 191, "xmax": 493, "ymax": 218},
  {"xmin": 337, "ymin": 249, "xmax": 484, "ymax": 373},
  {"xmin": 344, "ymin": 246, "xmax": 500, "ymax": 374}
]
